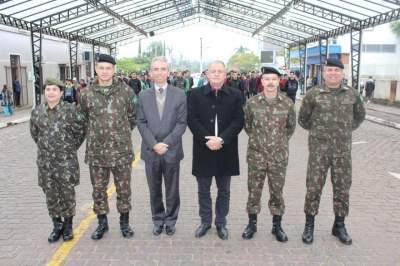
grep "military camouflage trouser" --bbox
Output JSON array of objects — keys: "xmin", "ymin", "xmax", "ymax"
[
  {"xmin": 304, "ymin": 151, "xmax": 352, "ymax": 217},
  {"xmin": 42, "ymin": 176, "xmax": 76, "ymax": 218},
  {"xmin": 89, "ymin": 164, "xmax": 132, "ymax": 215},
  {"xmin": 246, "ymin": 162, "xmax": 286, "ymax": 216}
]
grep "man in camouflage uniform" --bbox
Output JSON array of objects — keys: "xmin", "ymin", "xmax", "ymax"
[
  {"xmin": 30, "ymin": 78, "xmax": 85, "ymax": 243},
  {"xmin": 79, "ymin": 54, "xmax": 136, "ymax": 240},
  {"xmin": 242, "ymin": 67, "xmax": 296, "ymax": 242},
  {"xmin": 298, "ymin": 58, "xmax": 365, "ymax": 245}
]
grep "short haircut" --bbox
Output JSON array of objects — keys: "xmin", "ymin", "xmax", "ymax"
[
  {"xmin": 150, "ymin": 56, "xmax": 169, "ymax": 69},
  {"xmin": 208, "ymin": 60, "xmax": 226, "ymax": 70}
]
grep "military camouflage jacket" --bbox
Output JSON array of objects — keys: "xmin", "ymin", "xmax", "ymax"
[
  {"xmin": 79, "ymin": 78, "xmax": 136, "ymax": 167},
  {"xmin": 30, "ymin": 101, "xmax": 85, "ymax": 187},
  {"xmin": 244, "ymin": 92, "xmax": 296, "ymax": 165},
  {"xmin": 298, "ymin": 84, "xmax": 365, "ymax": 156}
]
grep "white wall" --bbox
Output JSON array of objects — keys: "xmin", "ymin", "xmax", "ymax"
[
  {"xmin": 0, "ymin": 25, "xmax": 108, "ymax": 106},
  {"xmin": 337, "ymin": 23, "xmax": 400, "ymax": 80}
]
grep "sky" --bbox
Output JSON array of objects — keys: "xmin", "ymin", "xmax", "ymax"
[{"xmin": 117, "ymin": 22, "xmax": 264, "ymax": 63}]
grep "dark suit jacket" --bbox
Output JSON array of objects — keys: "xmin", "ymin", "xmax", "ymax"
[
  {"xmin": 187, "ymin": 84, "xmax": 244, "ymax": 177},
  {"xmin": 136, "ymin": 85, "xmax": 187, "ymax": 163}
]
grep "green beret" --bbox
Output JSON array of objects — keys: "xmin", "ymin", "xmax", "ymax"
[{"xmin": 44, "ymin": 78, "xmax": 64, "ymax": 90}]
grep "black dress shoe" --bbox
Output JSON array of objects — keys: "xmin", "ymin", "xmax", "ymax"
[
  {"xmin": 165, "ymin": 225, "xmax": 176, "ymax": 236},
  {"xmin": 153, "ymin": 225, "xmax": 163, "ymax": 236},
  {"xmin": 195, "ymin": 223, "xmax": 211, "ymax": 238},
  {"xmin": 216, "ymin": 225, "xmax": 229, "ymax": 240}
]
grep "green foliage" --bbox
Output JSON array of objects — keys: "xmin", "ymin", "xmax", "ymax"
[
  {"xmin": 116, "ymin": 41, "xmax": 167, "ymax": 74},
  {"xmin": 227, "ymin": 49, "xmax": 260, "ymax": 72},
  {"xmin": 390, "ymin": 20, "xmax": 400, "ymax": 37},
  {"xmin": 142, "ymin": 41, "xmax": 166, "ymax": 58},
  {"xmin": 116, "ymin": 56, "xmax": 151, "ymax": 74},
  {"xmin": 235, "ymin": 46, "xmax": 249, "ymax": 53}
]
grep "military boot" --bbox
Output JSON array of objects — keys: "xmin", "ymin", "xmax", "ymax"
[
  {"xmin": 120, "ymin": 212, "xmax": 134, "ymax": 238},
  {"xmin": 91, "ymin": 214, "xmax": 109, "ymax": 240},
  {"xmin": 62, "ymin": 217, "xmax": 74, "ymax": 241},
  {"xmin": 302, "ymin": 215, "xmax": 314, "ymax": 244},
  {"xmin": 242, "ymin": 214, "xmax": 257, "ymax": 240},
  {"xmin": 332, "ymin": 216, "xmax": 352, "ymax": 245},
  {"xmin": 271, "ymin": 215, "xmax": 288, "ymax": 242},
  {"xmin": 48, "ymin": 217, "xmax": 63, "ymax": 243}
]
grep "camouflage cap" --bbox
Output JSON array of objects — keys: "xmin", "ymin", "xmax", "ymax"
[{"xmin": 44, "ymin": 78, "xmax": 64, "ymax": 90}]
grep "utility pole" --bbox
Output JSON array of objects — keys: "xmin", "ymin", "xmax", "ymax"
[{"xmin": 200, "ymin": 37, "xmax": 203, "ymax": 73}]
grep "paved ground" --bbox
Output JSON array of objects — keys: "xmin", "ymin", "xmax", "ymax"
[
  {"xmin": 0, "ymin": 104, "xmax": 399, "ymax": 266},
  {"xmin": 364, "ymin": 103, "xmax": 400, "ymax": 125}
]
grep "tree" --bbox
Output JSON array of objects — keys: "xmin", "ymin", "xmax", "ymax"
[
  {"xmin": 142, "ymin": 41, "xmax": 166, "ymax": 58},
  {"xmin": 117, "ymin": 41, "xmax": 171, "ymax": 74},
  {"xmin": 235, "ymin": 46, "xmax": 249, "ymax": 53},
  {"xmin": 390, "ymin": 20, "xmax": 400, "ymax": 37},
  {"xmin": 227, "ymin": 51, "xmax": 260, "ymax": 73},
  {"xmin": 116, "ymin": 56, "xmax": 151, "ymax": 74}
]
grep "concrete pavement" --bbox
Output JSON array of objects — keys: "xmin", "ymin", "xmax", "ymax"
[{"xmin": 0, "ymin": 106, "xmax": 399, "ymax": 265}]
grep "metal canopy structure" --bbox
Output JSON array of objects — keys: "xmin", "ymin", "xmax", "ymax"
[{"xmin": 0, "ymin": 0, "xmax": 399, "ymax": 104}]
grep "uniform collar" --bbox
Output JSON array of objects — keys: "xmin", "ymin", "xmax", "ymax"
[
  {"xmin": 92, "ymin": 78, "xmax": 120, "ymax": 93},
  {"xmin": 319, "ymin": 83, "xmax": 348, "ymax": 93},
  {"xmin": 257, "ymin": 91, "xmax": 283, "ymax": 103},
  {"xmin": 45, "ymin": 100, "xmax": 63, "ymax": 112}
]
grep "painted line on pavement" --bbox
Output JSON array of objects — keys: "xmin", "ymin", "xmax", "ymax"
[
  {"xmin": 46, "ymin": 152, "xmax": 141, "ymax": 266},
  {"xmin": 388, "ymin": 172, "xmax": 400, "ymax": 180},
  {"xmin": 352, "ymin": 141, "xmax": 368, "ymax": 145},
  {"xmin": 365, "ymin": 115, "xmax": 400, "ymax": 130}
]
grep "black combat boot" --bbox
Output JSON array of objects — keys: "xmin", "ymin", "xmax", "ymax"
[
  {"xmin": 242, "ymin": 214, "xmax": 257, "ymax": 240},
  {"xmin": 91, "ymin": 214, "xmax": 109, "ymax": 240},
  {"xmin": 120, "ymin": 212, "xmax": 134, "ymax": 238},
  {"xmin": 302, "ymin": 215, "xmax": 315, "ymax": 244},
  {"xmin": 62, "ymin": 217, "xmax": 74, "ymax": 241},
  {"xmin": 271, "ymin": 215, "xmax": 288, "ymax": 242},
  {"xmin": 332, "ymin": 216, "xmax": 352, "ymax": 245},
  {"xmin": 48, "ymin": 217, "xmax": 63, "ymax": 243}
]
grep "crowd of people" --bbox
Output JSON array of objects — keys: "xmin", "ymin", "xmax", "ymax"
[{"xmin": 29, "ymin": 54, "xmax": 367, "ymax": 248}]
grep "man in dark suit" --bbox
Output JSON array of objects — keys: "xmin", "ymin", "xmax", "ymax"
[
  {"xmin": 136, "ymin": 56, "xmax": 187, "ymax": 236},
  {"xmin": 187, "ymin": 60, "xmax": 244, "ymax": 240}
]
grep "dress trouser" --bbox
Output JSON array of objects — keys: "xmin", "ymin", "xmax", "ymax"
[
  {"xmin": 196, "ymin": 175, "xmax": 231, "ymax": 226},
  {"xmin": 145, "ymin": 157, "xmax": 180, "ymax": 227}
]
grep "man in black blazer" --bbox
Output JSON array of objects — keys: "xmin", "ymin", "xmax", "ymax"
[
  {"xmin": 187, "ymin": 60, "xmax": 244, "ymax": 240},
  {"xmin": 136, "ymin": 56, "xmax": 187, "ymax": 236}
]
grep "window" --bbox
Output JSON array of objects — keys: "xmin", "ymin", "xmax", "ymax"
[
  {"xmin": 366, "ymin": 44, "xmax": 380, "ymax": 52},
  {"xmin": 382, "ymin": 44, "xmax": 396, "ymax": 53},
  {"xmin": 261, "ymin": 51, "xmax": 274, "ymax": 63},
  {"xmin": 362, "ymin": 44, "xmax": 396, "ymax": 53}
]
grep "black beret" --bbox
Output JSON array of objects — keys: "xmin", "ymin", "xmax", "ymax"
[
  {"xmin": 96, "ymin": 53, "xmax": 116, "ymax": 65},
  {"xmin": 325, "ymin": 58, "xmax": 344, "ymax": 69},
  {"xmin": 261, "ymin": 66, "xmax": 282, "ymax": 76}
]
